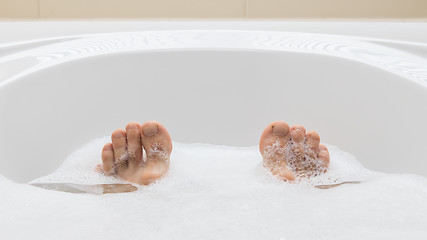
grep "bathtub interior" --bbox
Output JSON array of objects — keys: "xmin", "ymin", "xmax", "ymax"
[
  {"xmin": 1, "ymin": 48, "xmax": 427, "ymax": 183},
  {"xmin": 2, "ymin": 30, "xmax": 427, "ymax": 239}
]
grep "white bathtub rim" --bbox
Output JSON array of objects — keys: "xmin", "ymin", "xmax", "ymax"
[
  {"xmin": 1, "ymin": 30, "xmax": 427, "ymax": 90},
  {"xmin": 2, "ymin": 30, "xmax": 427, "ymax": 49}
]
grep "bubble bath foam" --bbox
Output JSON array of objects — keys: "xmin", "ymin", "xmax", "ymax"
[{"xmin": 1, "ymin": 137, "xmax": 427, "ymax": 239}]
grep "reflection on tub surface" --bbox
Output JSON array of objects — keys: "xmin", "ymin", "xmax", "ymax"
[{"xmin": 1, "ymin": 138, "xmax": 426, "ymax": 239}]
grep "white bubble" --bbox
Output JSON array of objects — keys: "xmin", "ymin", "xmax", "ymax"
[{"xmin": 1, "ymin": 138, "xmax": 426, "ymax": 239}]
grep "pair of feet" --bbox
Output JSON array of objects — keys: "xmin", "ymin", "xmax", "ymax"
[{"xmin": 100, "ymin": 121, "xmax": 330, "ymax": 185}]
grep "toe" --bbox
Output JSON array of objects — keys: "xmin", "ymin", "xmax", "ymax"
[
  {"xmin": 280, "ymin": 168, "xmax": 296, "ymax": 181},
  {"xmin": 141, "ymin": 121, "xmax": 172, "ymax": 162},
  {"xmin": 305, "ymin": 130, "xmax": 320, "ymax": 154},
  {"xmin": 111, "ymin": 129, "xmax": 127, "ymax": 166},
  {"xmin": 290, "ymin": 125, "xmax": 306, "ymax": 143},
  {"xmin": 318, "ymin": 144, "xmax": 330, "ymax": 168},
  {"xmin": 101, "ymin": 143, "xmax": 115, "ymax": 175},
  {"xmin": 259, "ymin": 121, "xmax": 294, "ymax": 181},
  {"xmin": 125, "ymin": 122, "xmax": 142, "ymax": 168},
  {"xmin": 272, "ymin": 122, "xmax": 290, "ymax": 137},
  {"xmin": 259, "ymin": 121, "xmax": 290, "ymax": 154},
  {"xmin": 270, "ymin": 163, "xmax": 296, "ymax": 182},
  {"xmin": 139, "ymin": 121, "xmax": 172, "ymax": 183}
]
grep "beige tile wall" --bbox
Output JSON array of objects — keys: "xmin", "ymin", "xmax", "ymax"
[
  {"xmin": 0, "ymin": 0, "xmax": 38, "ymax": 18},
  {"xmin": 247, "ymin": 0, "xmax": 427, "ymax": 18},
  {"xmin": 1, "ymin": 0, "xmax": 427, "ymax": 19},
  {"xmin": 39, "ymin": 0, "xmax": 245, "ymax": 18}
]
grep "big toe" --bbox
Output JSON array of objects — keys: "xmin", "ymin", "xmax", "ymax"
[
  {"xmin": 259, "ymin": 121, "xmax": 291, "ymax": 155},
  {"xmin": 259, "ymin": 121, "xmax": 296, "ymax": 181},
  {"xmin": 139, "ymin": 121, "xmax": 172, "ymax": 184},
  {"xmin": 141, "ymin": 121, "xmax": 172, "ymax": 162}
]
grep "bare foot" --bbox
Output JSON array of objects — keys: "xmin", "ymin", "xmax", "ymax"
[
  {"xmin": 100, "ymin": 121, "xmax": 172, "ymax": 185},
  {"xmin": 259, "ymin": 121, "xmax": 330, "ymax": 181}
]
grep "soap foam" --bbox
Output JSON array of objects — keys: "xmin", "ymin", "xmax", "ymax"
[
  {"xmin": 1, "ymin": 138, "xmax": 427, "ymax": 240},
  {"xmin": 30, "ymin": 137, "xmax": 373, "ymax": 188}
]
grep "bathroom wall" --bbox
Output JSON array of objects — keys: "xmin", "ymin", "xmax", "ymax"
[{"xmin": 1, "ymin": 0, "xmax": 427, "ymax": 19}]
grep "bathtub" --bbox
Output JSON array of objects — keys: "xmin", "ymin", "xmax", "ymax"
[{"xmin": 1, "ymin": 26, "xmax": 427, "ymax": 183}]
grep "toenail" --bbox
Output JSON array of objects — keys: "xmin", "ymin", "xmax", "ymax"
[
  {"xmin": 127, "ymin": 123, "xmax": 139, "ymax": 130},
  {"xmin": 142, "ymin": 124, "xmax": 159, "ymax": 137},
  {"xmin": 112, "ymin": 130, "xmax": 125, "ymax": 138},
  {"xmin": 291, "ymin": 125, "xmax": 305, "ymax": 131},
  {"xmin": 272, "ymin": 124, "xmax": 288, "ymax": 137},
  {"xmin": 104, "ymin": 144, "xmax": 113, "ymax": 150}
]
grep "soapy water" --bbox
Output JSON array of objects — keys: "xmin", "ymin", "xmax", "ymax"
[
  {"xmin": 1, "ymin": 137, "xmax": 427, "ymax": 239},
  {"xmin": 30, "ymin": 137, "xmax": 369, "ymax": 189}
]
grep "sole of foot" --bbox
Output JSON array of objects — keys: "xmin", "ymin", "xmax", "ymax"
[
  {"xmin": 100, "ymin": 121, "xmax": 172, "ymax": 185},
  {"xmin": 259, "ymin": 121, "xmax": 330, "ymax": 181}
]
